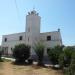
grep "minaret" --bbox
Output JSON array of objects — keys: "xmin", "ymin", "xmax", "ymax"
[{"xmin": 25, "ymin": 10, "xmax": 41, "ymax": 55}]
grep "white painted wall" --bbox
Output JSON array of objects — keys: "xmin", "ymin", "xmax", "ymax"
[
  {"xmin": 1, "ymin": 31, "xmax": 62, "ymax": 55},
  {"xmin": 40, "ymin": 31, "xmax": 62, "ymax": 55},
  {"xmin": 25, "ymin": 10, "xmax": 41, "ymax": 55},
  {"xmin": 1, "ymin": 10, "xmax": 62, "ymax": 56},
  {"xmin": 25, "ymin": 10, "xmax": 40, "ymax": 46},
  {"xmin": 2, "ymin": 32, "xmax": 25, "ymax": 54}
]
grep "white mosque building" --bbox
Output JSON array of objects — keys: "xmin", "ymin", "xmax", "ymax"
[{"xmin": 1, "ymin": 10, "xmax": 62, "ymax": 57}]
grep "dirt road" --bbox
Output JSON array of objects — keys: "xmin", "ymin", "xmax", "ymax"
[{"xmin": 0, "ymin": 62, "xmax": 63, "ymax": 75}]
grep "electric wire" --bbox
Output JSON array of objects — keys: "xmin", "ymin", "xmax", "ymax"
[{"xmin": 14, "ymin": 0, "xmax": 21, "ymax": 25}]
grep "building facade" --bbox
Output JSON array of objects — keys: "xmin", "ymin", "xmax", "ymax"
[{"xmin": 1, "ymin": 10, "xmax": 62, "ymax": 56}]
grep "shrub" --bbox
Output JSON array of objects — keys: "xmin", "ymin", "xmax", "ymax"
[
  {"xmin": 63, "ymin": 46, "xmax": 75, "ymax": 67},
  {"xmin": 47, "ymin": 45, "xmax": 64, "ymax": 65},
  {"xmin": 13, "ymin": 44, "xmax": 30, "ymax": 63},
  {"xmin": 59, "ymin": 46, "xmax": 75, "ymax": 69},
  {"xmin": 0, "ymin": 47, "xmax": 3, "ymax": 62},
  {"xmin": 33, "ymin": 42, "xmax": 45, "ymax": 66},
  {"xmin": 64, "ymin": 52, "xmax": 75, "ymax": 75},
  {"xmin": 59, "ymin": 53, "xmax": 64, "ymax": 69},
  {"xmin": 0, "ymin": 51, "xmax": 3, "ymax": 62},
  {"xmin": 28, "ymin": 59, "xmax": 33, "ymax": 64}
]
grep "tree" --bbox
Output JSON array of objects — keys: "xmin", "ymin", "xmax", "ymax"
[
  {"xmin": 58, "ymin": 46, "xmax": 75, "ymax": 75},
  {"xmin": 69, "ymin": 52, "xmax": 75, "ymax": 75},
  {"xmin": 33, "ymin": 42, "xmax": 45, "ymax": 66},
  {"xmin": 0, "ymin": 47, "xmax": 3, "ymax": 62},
  {"xmin": 47, "ymin": 45, "xmax": 64, "ymax": 65},
  {"xmin": 59, "ymin": 53, "xmax": 65, "ymax": 69},
  {"xmin": 63, "ymin": 46, "xmax": 75, "ymax": 67},
  {"xmin": 64, "ymin": 51, "xmax": 75, "ymax": 75},
  {"xmin": 13, "ymin": 44, "xmax": 30, "ymax": 63},
  {"xmin": 67, "ymin": 52, "xmax": 75, "ymax": 75}
]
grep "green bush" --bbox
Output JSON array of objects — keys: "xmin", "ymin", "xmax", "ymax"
[
  {"xmin": 59, "ymin": 46, "xmax": 75, "ymax": 69},
  {"xmin": 13, "ymin": 44, "xmax": 30, "ymax": 63},
  {"xmin": 63, "ymin": 46, "xmax": 75, "ymax": 67},
  {"xmin": 47, "ymin": 45, "xmax": 63, "ymax": 65},
  {"xmin": 64, "ymin": 52, "xmax": 75, "ymax": 75},
  {"xmin": 0, "ymin": 51, "xmax": 3, "ymax": 62},
  {"xmin": 28, "ymin": 59, "xmax": 33, "ymax": 64},
  {"xmin": 33, "ymin": 42, "xmax": 45, "ymax": 66},
  {"xmin": 58, "ymin": 46, "xmax": 75, "ymax": 75},
  {"xmin": 59, "ymin": 53, "xmax": 64, "ymax": 68},
  {"xmin": 0, "ymin": 47, "xmax": 3, "ymax": 62}
]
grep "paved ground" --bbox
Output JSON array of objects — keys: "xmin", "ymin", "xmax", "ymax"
[{"xmin": 0, "ymin": 61, "xmax": 63, "ymax": 75}]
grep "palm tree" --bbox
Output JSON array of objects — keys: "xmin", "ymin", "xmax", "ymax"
[{"xmin": 33, "ymin": 42, "xmax": 45, "ymax": 66}]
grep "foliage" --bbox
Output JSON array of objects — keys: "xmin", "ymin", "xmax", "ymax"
[
  {"xmin": 64, "ymin": 52, "xmax": 75, "ymax": 75},
  {"xmin": 13, "ymin": 44, "xmax": 30, "ymax": 63},
  {"xmin": 63, "ymin": 46, "xmax": 75, "ymax": 67},
  {"xmin": 59, "ymin": 53, "xmax": 64, "ymax": 68},
  {"xmin": 59, "ymin": 46, "xmax": 75, "ymax": 69},
  {"xmin": 58, "ymin": 46, "xmax": 75, "ymax": 75},
  {"xmin": 0, "ymin": 47, "xmax": 3, "ymax": 62},
  {"xmin": 69, "ymin": 52, "xmax": 75, "ymax": 75},
  {"xmin": 28, "ymin": 59, "xmax": 33, "ymax": 64},
  {"xmin": 47, "ymin": 45, "xmax": 64, "ymax": 65},
  {"xmin": 33, "ymin": 42, "xmax": 45, "ymax": 66}
]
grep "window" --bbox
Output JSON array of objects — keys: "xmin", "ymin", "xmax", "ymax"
[
  {"xmin": 4, "ymin": 38, "xmax": 7, "ymax": 42},
  {"xmin": 19, "ymin": 36, "xmax": 23, "ymax": 40},
  {"xmin": 47, "ymin": 36, "xmax": 51, "ymax": 41},
  {"xmin": 28, "ymin": 37, "xmax": 29, "ymax": 42}
]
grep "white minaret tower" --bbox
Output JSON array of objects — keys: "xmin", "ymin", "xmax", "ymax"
[{"xmin": 25, "ymin": 10, "xmax": 41, "ymax": 55}]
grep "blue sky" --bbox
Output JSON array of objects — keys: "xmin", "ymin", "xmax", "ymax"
[{"xmin": 0, "ymin": 0, "xmax": 75, "ymax": 46}]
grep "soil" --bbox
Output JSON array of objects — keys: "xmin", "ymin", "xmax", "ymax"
[{"xmin": 0, "ymin": 61, "xmax": 63, "ymax": 75}]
